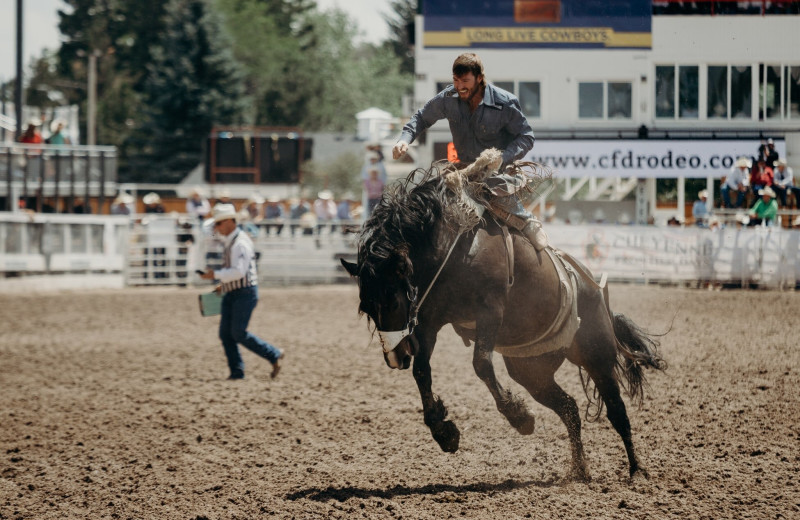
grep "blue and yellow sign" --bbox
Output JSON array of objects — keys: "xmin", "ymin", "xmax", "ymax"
[{"xmin": 423, "ymin": 0, "xmax": 651, "ymax": 49}]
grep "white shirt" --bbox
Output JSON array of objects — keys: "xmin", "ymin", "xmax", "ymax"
[
  {"xmin": 774, "ymin": 166, "xmax": 794, "ymax": 188},
  {"xmin": 723, "ymin": 167, "xmax": 750, "ymax": 190},
  {"xmin": 214, "ymin": 228, "xmax": 256, "ymax": 284}
]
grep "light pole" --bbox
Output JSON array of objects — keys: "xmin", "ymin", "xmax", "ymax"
[
  {"xmin": 87, "ymin": 50, "xmax": 99, "ymax": 146},
  {"xmin": 15, "ymin": 0, "xmax": 23, "ymax": 140}
]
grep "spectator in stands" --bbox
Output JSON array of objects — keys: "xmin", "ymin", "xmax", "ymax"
[
  {"xmin": 186, "ymin": 188, "xmax": 211, "ymax": 222},
  {"xmin": 143, "ymin": 192, "xmax": 165, "ymax": 213},
  {"xmin": 313, "ymin": 190, "xmax": 337, "ymax": 242},
  {"xmin": 749, "ymin": 158, "xmax": 774, "ymax": 203},
  {"xmin": 692, "ymin": 189, "xmax": 711, "ymax": 227},
  {"xmin": 721, "ymin": 157, "xmax": 751, "ymax": 208},
  {"xmin": 336, "ymin": 192, "xmax": 359, "ymax": 235},
  {"xmin": 19, "ymin": 119, "xmax": 43, "ymax": 144},
  {"xmin": 199, "ymin": 204, "xmax": 284, "ymax": 380},
  {"xmin": 71, "ymin": 196, "xmax": 88, "ymax": 214},
  {"xmin": 238, "ymin": 194, "xmax": 264, "ymax": 238},
  {"xmin": 772, "ymin": 159, "xmax": 798, "ymax": 208},
  {"xmin": 46, "ymin": 119, "xmax": 70, "ymax": 145},
  {"xmin": 288, "ymin": 197, "xmax": 311, "ymax": 236},
  {"xmin": 361, "ymin": 150, "xmax": 388, "ymax": 185},
  {"xmin": 364, "ymin": 168, "xmax": 385, "ymax": 219},
  {"xmin": 215, "ymin": 189, "xmax": 232, "ymax": 206},
  {"xmin": 111, "ymin": 192, "xmax": 135, "ymax": 215},
  {"xmin": 757, "ymin": 138, "xmax": 779, "ymax": 167},
  {"xmin": 748, "ymin": 187, "xmax": 778, "ymax": 227},
  {"xmin": 263, "ymin": 195, "xmax": 285, "ymax": 236}
]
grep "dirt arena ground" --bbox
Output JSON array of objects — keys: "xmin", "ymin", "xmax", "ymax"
[{"xmin": 1, "ymin": 283, "xmax": 798, "ymax": 519}]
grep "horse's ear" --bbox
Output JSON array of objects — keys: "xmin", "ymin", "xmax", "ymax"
[{"xmin": 341, "ymin": 258, "xmax": 359, "ymax": 277}]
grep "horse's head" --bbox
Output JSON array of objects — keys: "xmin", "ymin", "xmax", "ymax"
[{"xmin": 342, "ymin": 247, "xmax": 420, "ymax": 370}]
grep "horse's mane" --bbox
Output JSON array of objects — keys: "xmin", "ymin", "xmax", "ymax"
[
  {"xmin": 357, "ymin": 162, "xmax": 474, "ymax": 279},
  {"xmin": 357, "ymin": 151, "xmax": 551, "ymax": 279}
]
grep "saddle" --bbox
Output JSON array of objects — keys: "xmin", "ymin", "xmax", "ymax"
[{"xmin": 451, "ymin": 247, "xmax": 582, "ymax": 358}]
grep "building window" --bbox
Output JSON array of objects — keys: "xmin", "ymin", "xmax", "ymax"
[
  {"xmin": 731, "ymin": 65, "xmax": 752, "ymax": 119},
  {"xmin": 608, "ymin": 82, "xmax": 632, "ymax": 118},
  {"xmin": 679, "ymin": 66, "xmax": 699, "ymax": 118},
  {"xmin": 519, "ymin": 81, "xmax": 541, "ymax": 118},
  {"xmin": 786, "ymin": 66, "xmax": 800, "ymax": 119},
  {"xmin": 760, "ymin": 64, "xmax": 782, "ymax": 119},
  {"xmin": 579, "ymin": 82, "xmax": 603, "ymax": 118},
  {"xmin": 707, "ymin": 66, "xmax": 728, "ymax": 118},
  {"xmin": 578, "ymin": 81, "xmax": 632, "ymax": 119},
  {"xmin": 655, "ymin": 65, "xmax": 699, "ymax": 119},
  {"xmin": 494, "ymin": 81, "xmax": 515, "ymax": 94},
  {"xmin": 655, "ymin": 65, "xmax": 675, "ymax": 118}
]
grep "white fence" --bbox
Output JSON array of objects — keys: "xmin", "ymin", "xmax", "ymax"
[{"xmin": 2, "ymin": 212, "xmax": 800, "ymax": 290}]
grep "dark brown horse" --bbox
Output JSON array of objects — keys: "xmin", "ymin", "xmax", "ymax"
[{"xmin": 341, "ymin": 160, "xmax": 666, "ymax": 481}]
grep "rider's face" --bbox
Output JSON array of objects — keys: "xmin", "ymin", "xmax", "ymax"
[{"xmin": 453, "ymin": 72, "xmax": 482, "ymax": 103}]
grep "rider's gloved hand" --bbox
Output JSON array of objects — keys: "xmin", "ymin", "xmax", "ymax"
[{"xmin": 393, "ymin": 141, "xmax": 409, "ymax": 160}]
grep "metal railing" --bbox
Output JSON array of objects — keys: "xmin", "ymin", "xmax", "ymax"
[{"xmin": 0, "ymin": 143, "xmax": 118, "ymax": 212}]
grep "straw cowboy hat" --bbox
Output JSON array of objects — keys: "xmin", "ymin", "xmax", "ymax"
[
  {"xmin": 211, "ymin": 203, "xmax": 238, "ymax": 223},
  {"xmin": 27, "ymin": 117, "xmax": 42, "ymax": 127},
  {"xmin": 114, "ymin": 192, "xmax": 134, "ymax": 204},
  {"xmin": 50, "ymin": 118, "xmax": 67, "ymax": 133},
  {"xmin": 143, "ymin": 192, "xmax": 161, "ymax": 205},
  {"xmin": 698, "ymin": 190, "xmax": 709, "ymax": 199},
  {"xmin": 775, "ymin": 158, "xmax": 787, "ymax": 167},
  {"xmin": 317, "ymin": 190, "xmax": 333, "ymax": 200},
  {"xmin": 248, "ymin": 193, "xmax": 265, "ymax": 204},
  {"xmin": 758, "ymin": 187, "xmax": 776, "ymax": 198},
  {"xmin": 266, "ymin": 194, "xmax": 282, "ymax": 203},
  {"xmin": 735, "ymin": 157, "xmax": 752, "ymax": 169}
]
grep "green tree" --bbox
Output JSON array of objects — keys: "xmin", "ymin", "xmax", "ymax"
[
  {"xmin": 54, "ymin": 0, "xmax": 166, "ymax": 146},
  {"xmin": 129, "ymin": 0, "xmax": 250, "ymax": 182},
  {"xmin": 383, "ymin": 0, "xmax": 417, "ymax": 76}
]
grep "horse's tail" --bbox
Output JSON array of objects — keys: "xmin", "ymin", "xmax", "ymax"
[{"xmin": 611, "ymin": 312, "xmax": 668, "ymax": 405}]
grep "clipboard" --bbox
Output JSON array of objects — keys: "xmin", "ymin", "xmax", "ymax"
[{"xmin": 198, "ymin": 291, "xmax": 223, "ymax": 317}]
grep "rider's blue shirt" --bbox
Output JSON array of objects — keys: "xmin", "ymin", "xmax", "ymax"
[{"xmin": 399, "ymin": 83, "xmax": 535, "ymax": 166}]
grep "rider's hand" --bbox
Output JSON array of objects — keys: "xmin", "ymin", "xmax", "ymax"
[{"xmin": 392, "ymin": 141, "xmax": 409, "ymax": 160}]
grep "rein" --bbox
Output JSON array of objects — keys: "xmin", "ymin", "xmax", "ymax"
[{"xmin": 376, "ymin": 228, "xmax": 465, "ymax": 353}]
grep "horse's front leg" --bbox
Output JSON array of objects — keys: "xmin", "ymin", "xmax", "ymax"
[
  {"xmin": 412, "ymin": 328, "xmax": 460, "ymax": 453},
  {"xmin": 473, "ymin": 316, "xmax": 537, "ymax": 435}
]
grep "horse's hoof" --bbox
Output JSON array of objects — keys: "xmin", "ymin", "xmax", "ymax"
[
  {"xmin": 515, "ymin": 414, "xmax": 536, "ymax": 435},
  {"xmin": 566, "ymin": 465, "xmax": 591, "ymax": 483},
  {"xmin": 432, "ymin": 420, "xmax": 460, "ymax": 453},
  {"xmin": 629, "ymin": 466, "xmax": 649, "ymax": 482}
]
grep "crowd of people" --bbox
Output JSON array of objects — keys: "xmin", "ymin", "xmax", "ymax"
[{"xmin": 704, "ymin": 138, "xmax": 795, "ymax": 228}]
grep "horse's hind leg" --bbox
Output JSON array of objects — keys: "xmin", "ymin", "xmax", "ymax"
[
  {"xmin": 504, "ymin": 354, "xmax": 589, "ymax": 482},
  {"xmin": 582, "ymin": 362, "xmax": 645, "ymax": 479}
]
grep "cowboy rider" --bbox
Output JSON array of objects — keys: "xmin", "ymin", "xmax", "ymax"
[{"xmin": 392, "ymin": 52, "xmax": 548, "ymax": 251}]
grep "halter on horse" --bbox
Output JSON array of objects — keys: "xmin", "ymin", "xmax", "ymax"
[{"xmin": 342, "ymin": 156, "xmax": 666, "ymax": 480}]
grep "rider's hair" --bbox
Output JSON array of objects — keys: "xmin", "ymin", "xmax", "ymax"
[{"xmin": 452, "ymin": 53, "xmax": 485, "ymax": 85}]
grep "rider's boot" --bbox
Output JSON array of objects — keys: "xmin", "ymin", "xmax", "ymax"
[{"xmin": 522, "ymin": 218, "xmax": 548, "ymax": 251}]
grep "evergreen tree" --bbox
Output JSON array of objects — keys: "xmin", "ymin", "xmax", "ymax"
[
  {"xmin": 130, "ymin": 0, "xmax": 250, "ymax": 182},
  {"xmin": 383, "ymin": 0, "xmax": 417, "ymax": 76}
]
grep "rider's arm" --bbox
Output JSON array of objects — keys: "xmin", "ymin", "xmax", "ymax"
[
  {"xmin": 396, "ymin": 93, "xmax": 448, "ymax": 153},
  {"xmin": 500, "ymin": 97, "xmax": 535, "ymax": 166}
]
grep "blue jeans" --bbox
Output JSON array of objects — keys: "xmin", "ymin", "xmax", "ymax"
[
  {"xmin": 219, "ymin": 286, "xmax": 281, "ymax": 376},
  {"xmin": 721, "ymin": 185, "xmax": 745, "ymax": 208}
]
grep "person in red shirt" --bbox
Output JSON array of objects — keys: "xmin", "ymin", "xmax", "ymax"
[
  {"xmin": 750, "ymin": 158, "xmax": 774, "ymax": 204},
  {"xmin": 19, "ymin": 119, "xmax": 43, "ymax": 144}
]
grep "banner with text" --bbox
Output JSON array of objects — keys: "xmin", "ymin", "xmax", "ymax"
[
  {"xmin": 523, "ymin": 139, "xmax": 787, "ymax": 179},
  {"xmin": 424, "ymin": 0, "xmax": 651, "ymax": 49},
  {"xmin": 548, "ymin": 223, "xmax": 800, "ymax": 287}
]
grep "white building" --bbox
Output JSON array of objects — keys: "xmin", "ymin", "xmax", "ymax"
[{"xmin": 404, "ymin": 1, "xmax": 800, "ymax": 223}]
